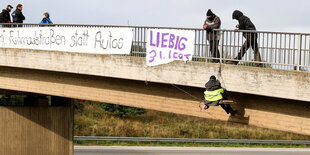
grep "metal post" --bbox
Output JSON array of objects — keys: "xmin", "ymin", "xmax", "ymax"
[
  {"xmin": 219, "ymin": 30, "xmax": 224, "ymax": 64},
  {"xmin": 297, "ymin": 34, "xmax": 302, "ymax": 71}
]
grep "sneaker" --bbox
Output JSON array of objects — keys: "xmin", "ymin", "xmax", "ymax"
[
  {"xmin": 204, "ymin": 104, "xmax": 210, "ymax": 110},
  {"xmin": 254, "ymin": 63, "xmax": 263, "ymax": 67},
  {"xmin": 226, "ymin": 60, "xmax": 238, "ymax": 65},
  {"xmin": 230, "ymin": 110, "xmax": 238, "ymax": 116}
]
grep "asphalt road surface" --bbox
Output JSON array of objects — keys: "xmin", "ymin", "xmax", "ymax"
[{"xmin": 74, "ymin": 146, "xmax": 310, "ymax": 155}]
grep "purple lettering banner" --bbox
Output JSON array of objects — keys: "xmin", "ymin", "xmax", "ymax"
[{"xmin": 146, "ymin": 29, "xmax": 195, "ymax": 66}]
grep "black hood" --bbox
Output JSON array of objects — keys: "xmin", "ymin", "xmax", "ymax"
[
  {"xmin": 209, "ymin": 75, "xmax": 216, "ymax": 81},
  {"xmin": 206, "ymin": 9, "xmax": 215, "ymax": 17},
  {"xmin": 206, "ymin": 9, "xmax": 216, "ymax": 21},
  {"xmin": 232, "ymin": 10, "xmax": 243, "ymax": 20}
]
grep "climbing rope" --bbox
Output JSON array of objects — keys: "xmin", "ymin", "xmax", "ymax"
[
  {"xmin": 144, "ymin": 66, "xmax": 203, "ymax": 103},
  {"xmin": 217, "ymin": 62, "xmax": 236, "ymax": 103}
]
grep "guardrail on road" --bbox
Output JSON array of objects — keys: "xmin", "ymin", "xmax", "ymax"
[{"xmin": 74, "ymin": 136, "xmax": 310, "ymax": 145}]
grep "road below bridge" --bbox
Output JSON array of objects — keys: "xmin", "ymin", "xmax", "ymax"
[{"xmin": 74, "ymin": 146, "xmax": 310, "ymax": 155}]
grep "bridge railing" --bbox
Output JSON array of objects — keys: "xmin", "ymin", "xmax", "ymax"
[
  {"xmin": 214, "ymin": 30, "xmax": 309, "ymax": 71},
  {"xmin": 1, "ymin": 23, "xmax": 309, "ymax": 71},
  {"xmin": 188, "ymin": 29, "xmax": 309, "ymax": 71}
]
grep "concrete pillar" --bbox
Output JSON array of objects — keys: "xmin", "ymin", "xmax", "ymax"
[{"xmin": 0, "ymin": 99, "xmax": 74, "ymax": 155}]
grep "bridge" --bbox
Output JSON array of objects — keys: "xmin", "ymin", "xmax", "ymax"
[{"xmin": 0, "ymin": 24, "xmax": 309, "ymax": 155}]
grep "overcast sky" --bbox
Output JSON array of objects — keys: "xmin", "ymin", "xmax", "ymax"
[{"xmin": 2, "ymin": 0, "xmax": 310, "ymax": 33}]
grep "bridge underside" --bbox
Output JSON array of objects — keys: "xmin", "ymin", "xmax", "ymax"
[{"xmin": 0, "ymin": 66, "xmax": 309, "ymax": 135}]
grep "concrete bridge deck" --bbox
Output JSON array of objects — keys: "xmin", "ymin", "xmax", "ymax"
[
  {"xmin": 0, "ymin": 48, "xmax": 309, "ymax": 136},
  {"xmin": 0, "ymin": 48, "xmax": 309, "ymax": 102}
]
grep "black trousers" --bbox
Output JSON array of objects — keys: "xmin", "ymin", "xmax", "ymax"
[
  {"xmin": 209, "ymin": 40, "xmax": 220, "ymax": 63},
  {"xmin": 220, "ymin": 90, "xmax": 233, "ymax": 114},
  {"xmin": 220, "ymin": 104, "xmax": 233, "ymax": 114},
  {"xmin": 235, "ymin": 33, "xmax": 261, "ymax": 62}
]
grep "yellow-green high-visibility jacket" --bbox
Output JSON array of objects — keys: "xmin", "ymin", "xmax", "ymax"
[{"xmin": 204, "ymin": 88, "xmax": 224, "ymax": 102}]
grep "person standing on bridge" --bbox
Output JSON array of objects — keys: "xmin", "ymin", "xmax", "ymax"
[
  {"xmin": 0, "ymin": 5, "xmax": 13, "ymax": 27},
  {"xmin": 229, "ymin": 10, "xmax": 262, "ymax": 67},
  {"xmin": 203, "ymin": 9, "xmax": 221, "ymax": 63},
  {"xmin": 203, "ymin": 75, "xmax": 236, "ymax": 115},
  {"xmin": 12, "ymin": 4, "xmax": 25, "ymax": 27},
  {"xmin": 39, "ymin": 12, "xmax": 53, "ymax": 27}
]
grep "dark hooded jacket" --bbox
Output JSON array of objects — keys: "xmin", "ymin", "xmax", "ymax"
[
  {"xmin": 232, "ymin": 10, "xmax": 256, "ymax": 31},
  {"xmin": 205, "ymin": 79, "xmax": 222, "ymax": 91},
  {"xmin": 0, "ymin": 9, "xmax": 11, "ymax": 23},
  {"xmin": 12, "ymin": 8, "xmax": 25, "ymax": 23},
  {"xmin": 203, "ymin": 9, "xmax": 221, "ymax": 40}
]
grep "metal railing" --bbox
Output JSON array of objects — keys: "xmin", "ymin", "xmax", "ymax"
[
  {"xmin": 74, "ymin": 136, "xmax": 310, "ymax": 145},
  {"xmin": 1, "ymin": 23, "xmax": 309, "ymax": 72}
]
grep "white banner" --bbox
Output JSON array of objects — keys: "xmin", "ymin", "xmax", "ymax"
[
  {"xmin": 0, "ymin": 27, "xmax": 133, "ymax": 54},
  {"xmin": 146, "ymin": 29, "xmax": 195, "ymax": 66}
]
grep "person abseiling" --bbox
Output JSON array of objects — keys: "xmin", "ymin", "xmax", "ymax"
[{"xmin": 203, "ymin": 75, "xmax": 236, "ymax": 115}]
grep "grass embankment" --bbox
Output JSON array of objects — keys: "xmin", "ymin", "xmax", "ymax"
[{"xmin": 74, "ymin": 102, "xmax": 310, "ymax": 147}]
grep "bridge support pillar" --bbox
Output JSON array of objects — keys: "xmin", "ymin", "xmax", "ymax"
[{"xmin": 0, "ymin": 98, "xmax": 74, "ymax": 155}]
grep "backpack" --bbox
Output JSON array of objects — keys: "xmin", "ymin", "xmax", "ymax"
[{"xmin": 45, "ymin": 18, "xmax": 53, "ymax": 24}]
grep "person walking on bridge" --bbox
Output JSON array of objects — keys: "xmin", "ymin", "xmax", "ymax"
[
  {"xmin": 229, "ymin": 10, "xmax": 262, "ymax": 67},
  {"xmin": 12, "ymin": 4, "xmax": 25, "ymax": 27},
  {"xmin": 203, "ymin": 75, "xmax": 236, "ymax": 115},
  {"xmin": 0, "ymin": 5, "xmax": 13, "ymax": 27},
  {"xmin": 203, "ymin": 9, "xmax": 221, "ymax": 63}
]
